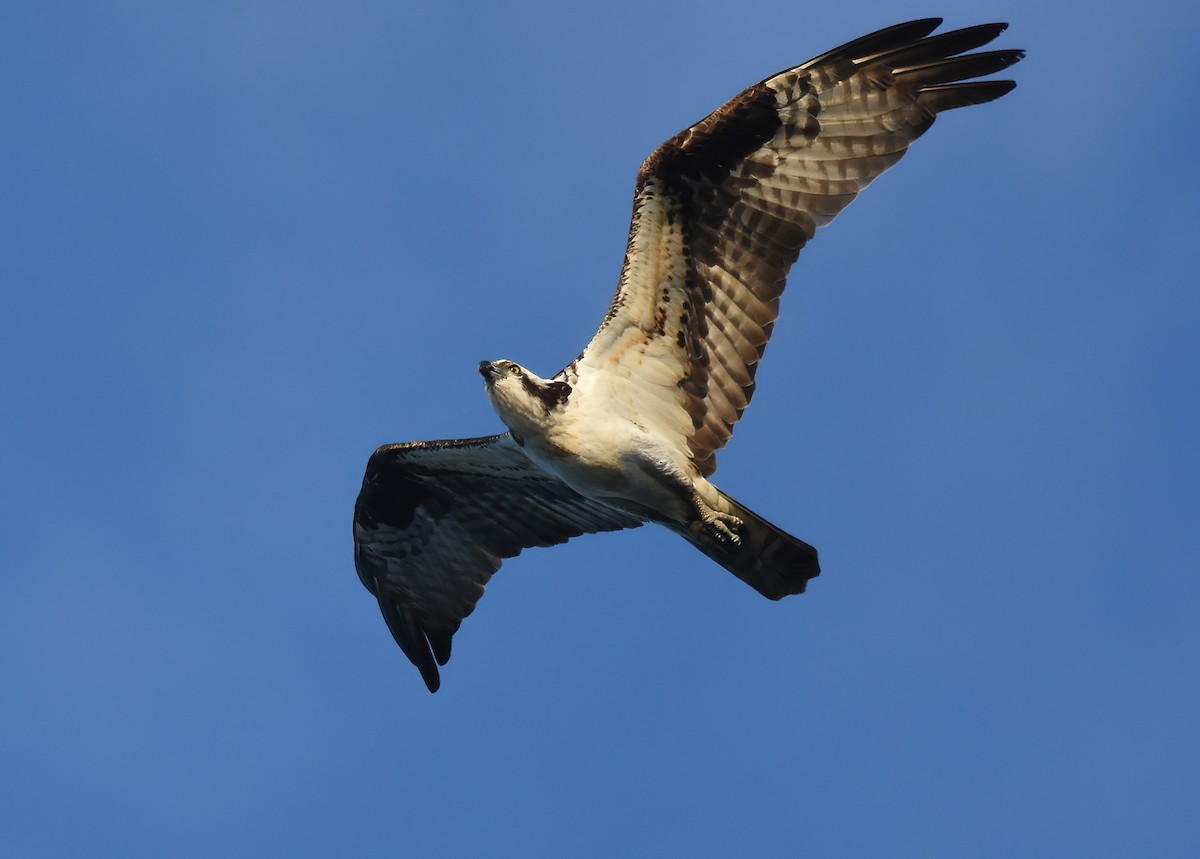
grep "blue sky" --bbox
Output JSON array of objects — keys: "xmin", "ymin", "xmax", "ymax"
[{"xmin": 3, "ymin": 1, "xmax": 1198, "ymax": 856}]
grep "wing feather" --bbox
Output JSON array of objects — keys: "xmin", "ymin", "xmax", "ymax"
[
  {"xmin": 570, "ymin": 20, "xmax": 1022, "ymax": 477},
  {"xmin": 353, "ymin": 433, "xmax": 641, "ymax": 691}
]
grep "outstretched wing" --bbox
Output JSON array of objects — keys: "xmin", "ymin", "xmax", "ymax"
[
  {"xmin": 353, "ymin": 433, "xmax": 642, "ymax": 692},
  {"xmin": 566, "ymin": 19, "xmax": 1022, "ymax": 476}
]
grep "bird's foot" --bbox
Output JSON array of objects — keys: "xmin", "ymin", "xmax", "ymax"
[{"xmin": 701, "ymin": 508, "xmax": 743, "ymax": 545}]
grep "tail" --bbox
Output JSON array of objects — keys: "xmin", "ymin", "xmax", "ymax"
[{"xmin": 674, "ymin": 490, "xmax": 820, "ymax": 600}]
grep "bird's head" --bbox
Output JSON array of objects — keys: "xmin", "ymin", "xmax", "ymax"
[{"xmin": 479, "ymin": 359, "xmax": 572, "ymax": 432}]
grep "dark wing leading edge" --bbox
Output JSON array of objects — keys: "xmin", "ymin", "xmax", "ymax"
[
  {"xmin": 353, "ymin": 433, "xmax": 642, "ymax": 692},
  {"xmin": 567, "ymin": 19, "xmax": 1023, "ymax": 476}
]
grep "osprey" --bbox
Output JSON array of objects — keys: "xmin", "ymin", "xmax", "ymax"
[{"xmin": 354, "ymin": 19, "xmax": 1023, "ymax": 692}]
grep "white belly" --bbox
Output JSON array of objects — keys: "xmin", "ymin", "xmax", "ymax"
[{"xmin": 524, "ymin": 412, "xmax": 698, "ymax": 525}]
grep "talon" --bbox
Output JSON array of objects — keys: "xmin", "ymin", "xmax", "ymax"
[{"xmin": 704, "ymin": 510, "xmax": 743, "ymax": 545}]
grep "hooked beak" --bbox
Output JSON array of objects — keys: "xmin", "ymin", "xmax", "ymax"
[{"xmin": 478, "ymin": 360, "xmax": 497, "ymax": 382}]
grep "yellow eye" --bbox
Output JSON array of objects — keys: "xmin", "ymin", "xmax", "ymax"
[{"xmin": 509, "ymin": 365, "xmax": 521, "ymax": 376}]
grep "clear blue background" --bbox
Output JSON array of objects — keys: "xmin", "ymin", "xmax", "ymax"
[{"xmin": 3, "ymin": 2, "xmax": 1197, "ymax": 856}]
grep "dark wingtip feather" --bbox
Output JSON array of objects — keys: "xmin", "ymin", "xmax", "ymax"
[
  {"xmin": 429, "ymin": 630, "xmax": 453, "ymax": 667},
  {"xmin": 377, "ymin": 593, "xmax": 442, "ymax": 693},
  {"xmin": 862, "ymin": 22, "xmax": 1008, "ymax": 68},
  {"xmin": 917, "ymin": 79, "xmax": 1018, "ymax": 112},
  {"xmin": 419, "ymin": 668, "xmax": 441, "ymax": 693},
  {"xmin": 897, "ymin": 50, "xmax": 1026, "ymax": 88},
  {"xmin": 804, "ymin": 18, "xmax": 943, "ymax": 68},
  {"xmin": 934, "ymin": 21, "xmax": 1010, "ymax": 55}
]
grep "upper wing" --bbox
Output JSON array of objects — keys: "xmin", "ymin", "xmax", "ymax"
[
  {"xmin": 567, "ymin": 19, "xmax": 1023, "ymax": 476},
  {"xmin": 353, "ymin": 433, "xmax": 642, "ymax": 692}
]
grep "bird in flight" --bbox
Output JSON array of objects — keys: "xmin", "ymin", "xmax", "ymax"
[{"xmin": 354, "ymin": 19, "xmax": 1023, "ymax": 692}]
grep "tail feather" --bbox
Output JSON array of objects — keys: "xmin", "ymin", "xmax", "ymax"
[{"xmin": 676, "ymin": 490, "xmax": 820, "ymax": 600}]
